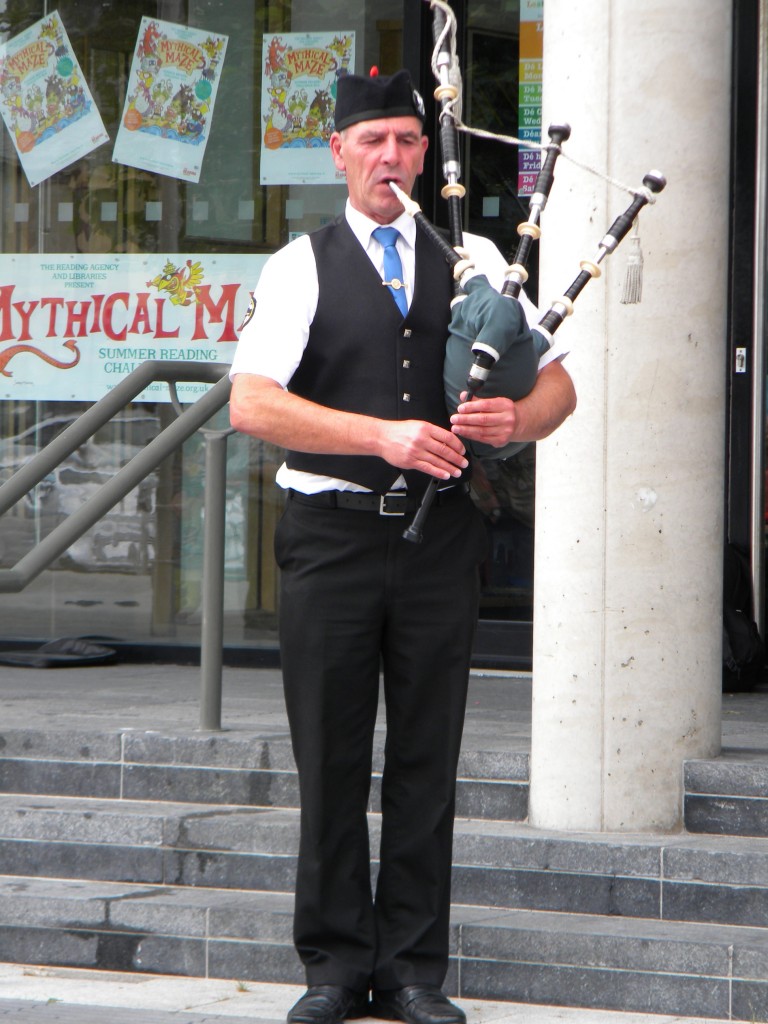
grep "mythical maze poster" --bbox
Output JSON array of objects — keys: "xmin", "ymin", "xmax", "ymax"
[
  {"xmin": 260, "ymin": 30, "xmax": 354, "ymax": 186},
  {"xmin": 112, "ymin": 17, "xmax": 228, "ymax": 184},
  {"xmin": 0, "ymin": 11, "xmax": 109, "ymax": 188}
]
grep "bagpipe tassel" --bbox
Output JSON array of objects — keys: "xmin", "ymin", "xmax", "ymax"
[{"xmin": 620, "ymin": 220, "xmax": 644, "ymax": 304}]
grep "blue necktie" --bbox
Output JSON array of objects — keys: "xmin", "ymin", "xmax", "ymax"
[{"xmin": 372, "ymin": 226, "xmax": 408, "ymax": 317}]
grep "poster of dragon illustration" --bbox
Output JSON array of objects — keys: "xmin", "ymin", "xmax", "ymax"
[
  {"xmin": 0, "ymin": 11, "xmax": 109, "ymax": 188},
  {"xmin": 260, "ymin": 30, "xmax": 354, "ymax": 186},
  {"xmin": 112, "ymin": 17, "xmax": 228, "ymax": 184}
]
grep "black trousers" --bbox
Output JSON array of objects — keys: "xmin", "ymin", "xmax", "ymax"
[{"xmin": 275, "ymin": 492, "xmax": 486, "ymax": 993}]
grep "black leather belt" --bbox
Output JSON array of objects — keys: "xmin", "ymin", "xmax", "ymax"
[{"xmin": 287, "ymin": 483, "xmax": 468, "ymax": 516}]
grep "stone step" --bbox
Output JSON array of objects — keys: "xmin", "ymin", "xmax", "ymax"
[
  {"xmin": 452, "ymin": 819, "xmax": 768, "ymax": 929},
  {"xmin": 457, "ymin": 905, "xmax": 768, "ymax": 1021},
  {"xmin": 3, "ymin": 794, "xmax": 768, "ymax": 932},
  {"xmin": 0, "ymin": 795, "xmax": 299, "ymax": 891},
  {"xmin": 4, "ymin": 729, "xmax": 766, "ymax": 839},
  {"xmin": 685, "ymin": 756, "xmax": 768, "ymax": 837},
  {"xmin": 0, "ymin": 728, "xmax": 529, "ymax": 822},
  {"xmin": 0, "ymin": 875, "xmax": 299, "ymax": 984},
  {"xmin": 0, "ymin": 874, "xmax": 766, "ymax": 1021}
]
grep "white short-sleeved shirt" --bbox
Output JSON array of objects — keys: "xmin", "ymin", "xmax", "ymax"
[{"xmin": 230, "ymin": 200, "xmax": 567, "ymax": 492}]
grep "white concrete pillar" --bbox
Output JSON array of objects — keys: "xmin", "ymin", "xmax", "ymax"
[{"xmin": 529, "ymin": 0, "xmax": 729, "ymax": 832}]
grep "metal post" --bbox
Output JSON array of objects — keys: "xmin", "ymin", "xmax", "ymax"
[{"xmin": 199, "ymin": 428, "xmax": 234, "ymax": 731}]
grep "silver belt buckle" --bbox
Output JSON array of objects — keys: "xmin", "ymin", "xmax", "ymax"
[{"xmin": 379, "ymin": 491, "xmax": 407, "ymax": 516}]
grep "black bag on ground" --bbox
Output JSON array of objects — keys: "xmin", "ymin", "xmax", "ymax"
[{"xmin": 722, "ymin": 543, "xmax": 766, "ymax": 692}]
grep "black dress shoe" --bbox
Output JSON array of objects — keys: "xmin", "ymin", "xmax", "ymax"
[
  {"xmin": 371, "ymin": 986, "xmax": 466, "ymax": 1024},
  {"xmin": 288, "ymin": 985, "xmax": 370, "ymax": 1024}
]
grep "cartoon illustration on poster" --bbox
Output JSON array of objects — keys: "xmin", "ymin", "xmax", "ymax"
[
  {"xmin": 112, "ymin": 18, "xmax": 228, "ymax": 184},
  {"xmin": 0, "ymin": 11, "xmax": 109, "ymax": 188},
  {"xmin": 0, "ymin": 252, "xmax": 268, "ymax": 403},
  {"xmin": 260, "ymin": 31, "xmax": 354, "ymax": 186}
]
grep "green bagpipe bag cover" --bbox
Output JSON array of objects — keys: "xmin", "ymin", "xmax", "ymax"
[{"xmin": 443, "ymin": 274, "xmax": 549, "ymax": 459}]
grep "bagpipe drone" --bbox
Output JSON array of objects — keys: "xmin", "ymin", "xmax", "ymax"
[{"xmin": 399, "ymin": 0, "xmax": 666, "ymax": 543}]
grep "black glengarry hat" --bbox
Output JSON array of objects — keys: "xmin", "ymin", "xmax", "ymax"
[{"xmin": 334, "ymin": 68, "xmax": 426, "ymax": 131}]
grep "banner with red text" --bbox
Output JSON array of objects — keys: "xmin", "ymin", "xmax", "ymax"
[{"xmin": 0, "ymin": 253, "xmax": 267, "ymax": 403}]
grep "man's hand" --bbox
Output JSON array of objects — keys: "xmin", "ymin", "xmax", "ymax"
[
  {"xmin": 450, "ymin": 393, "xmax": 521, "ymax": 449},
  {"xmin": 378, "ymin": 420, "xmax": 468, "ymax": 480},
  {"xmin": 231, "ymin": 373, "xmax": 468, "ymax": 480},
  {"xmin": 449, "ymin": 360, "xmax": 576, "ymax": 449}
]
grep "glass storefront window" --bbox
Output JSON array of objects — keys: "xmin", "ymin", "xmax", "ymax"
[
  {"xmin": 0, "ymin": 0, "xmax": 538, "ymax": 661},
  {"xmin": 461, "ymin": 1, "xmax": 539, "ymax": 628},
  {"xmin": 0, "ymin": 0, "xmax": 408, "ymax": 653}
]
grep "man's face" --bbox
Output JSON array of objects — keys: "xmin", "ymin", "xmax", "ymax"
[{"xmin": 330, "ymin": 116, "xmax": 428, "ymax": 224}]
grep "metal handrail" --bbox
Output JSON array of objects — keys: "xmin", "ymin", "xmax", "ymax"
[{"xmin": 0, "ymin": 360, "xmax": 234, "ymax": 729}]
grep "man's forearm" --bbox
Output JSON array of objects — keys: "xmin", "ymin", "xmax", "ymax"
[
  {"xmin": 230, "ymin": 373, "xmax": 379, "ymax": 455},
  {"xmin": 511, "ymin": 360, "xmax": 577, "ymax": 441},
  {"xmin": 230, "ymin": 373, "xmax": 469, "ymax": 479}
]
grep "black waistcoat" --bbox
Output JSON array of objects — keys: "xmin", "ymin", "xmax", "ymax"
[{"xmin": 286, "ymin": 217, "xmax": 454, "ymax": 494}]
